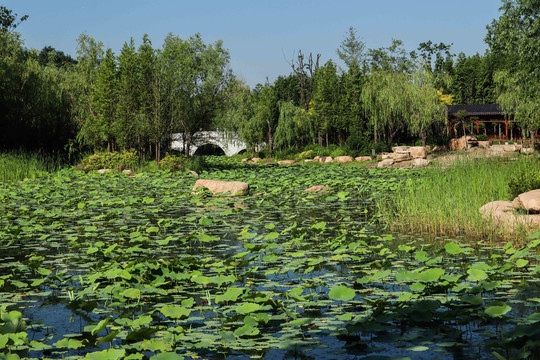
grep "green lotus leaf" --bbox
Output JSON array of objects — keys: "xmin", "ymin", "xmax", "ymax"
[
  {"xmin": 328, "ymin": 285, "xmax": 355, "ymax": 302},
  {"xmin": 159, "ymin": 305, "xmax": 191, "ymax": 319},
  {"xmin": 485, "ymin": 302, "xmax": 511, "ymax": 317}
]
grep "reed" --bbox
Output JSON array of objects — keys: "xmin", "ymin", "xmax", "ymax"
[
  {"xmin": 0, "ymin": 151, "xmax": 63, "ymax": 181},
  {"xmin": 380, "ymin": 155, "xmax": 539, "ymax": 241}
]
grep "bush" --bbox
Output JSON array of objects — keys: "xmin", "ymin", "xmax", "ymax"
[
  {"xmin": 302, "ymin": 144, "xmax": 332, "ymax": 157},
  {"xmin": 476, "ymin": 134, "xmax": 487, "ymax": 141},
  {"xmin": 296, "ymin": 150, "xmax": 314, "ymax": 160},
  {"xmin": 425, "ymin": 135, "xmax": 452, "ymax": 147},
  {"xmin": 78, "ymin": 150, "xmax": 138, "ymax": 172},
  {"xmin": 186, "ymin": 156, "xmax": 208, "ymax": 173},
  {"xmin": 273, "ymin": 147, "xmax": 298, "ymax": 160},
  {"xmin": 160, "ymin": 153, "xmax": 188, "ymax": 171},
  {"xmin": 329, "ymin": 148, "xmax": 348, "ymax": 158},
  {"xmin": 508, "ymin": 158, "xmax": 540, "ymax": 198}
]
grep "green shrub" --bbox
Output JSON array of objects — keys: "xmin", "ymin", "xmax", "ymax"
[
  {"xmin": 186, "ymin": 156, "xmax": 208, "ymax": 173},
  {"xmin": 78, "ymin": 150, "xmax": 139, "ymax": 172},
  {"xmin": 273, "ymin": 148, "xmax": 298, "ymax": 160},
  {"xmin": 296, "ymin": 150, "xmax": 314, "ymax": 160},
  {"xmin": 302, "ymin": 144, "xmax": 331, "ymax": 157},
  {"xmin": 508, "ymin": 158, "xmax": 540, "ymax": 198},
  {"xmin": 160, "ymin": 154, "xmax": 188, "ymax": 171},
  {"xmin": 329, "ymin": 148, "xmax": 348, "ymax": 158},
  {"xmin": 476, "ymin": 134, "xmax": 487, "ymax": 141}
]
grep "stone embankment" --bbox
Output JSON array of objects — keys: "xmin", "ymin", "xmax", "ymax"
[{"xmin": 376, "ymin": 146, "xmax": 429, "ymax": 168}]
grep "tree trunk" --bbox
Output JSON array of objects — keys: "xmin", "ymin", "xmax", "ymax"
[
  {"xmin": 420, "ymin": 128, "xmax": 427, "ymax": 147},
  {"xmin": 266, "ymin": 120, "xmax": 273, "ymax": 158},
  {"xmin": 186, "ymin": 133, "xmax": 192, "ymax": 157},
  {"xmin": 155, "ymin": 143, "xmax": 159, "ymax": 168}
]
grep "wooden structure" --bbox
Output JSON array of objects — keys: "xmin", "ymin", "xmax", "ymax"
[{"xmin": 447, "ymin": 104, "xmax": 537, "ymax": 142}]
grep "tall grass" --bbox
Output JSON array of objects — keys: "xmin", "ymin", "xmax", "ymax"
[
  {"xmin": 0, "ymin": 151, "xmax": 63, "ymax": 181},
  {"xmin": 380, "ymin": 155, "xmax": 539, "ymax": 241}
]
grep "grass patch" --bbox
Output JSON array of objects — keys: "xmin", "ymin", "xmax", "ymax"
[
  {"xmin": 380, "ymin": 155, "xmax": 539, "ymax": 241},
  {"xmin": 0, "ymin": 151, "xmax": 63, "ymax": 181}
]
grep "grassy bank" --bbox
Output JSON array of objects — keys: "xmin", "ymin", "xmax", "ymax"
[
  {"xmin": 0, "ymin": 151, "xmax": 64, "ymax": 181},
  {"xmin": 380, "ymin": 155, "xmax": 539, "ymax": 241}
]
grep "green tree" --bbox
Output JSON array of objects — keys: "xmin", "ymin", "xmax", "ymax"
[
  {"xmin": 408, "ymin": 69, "xmax": 447, "ymax": 146},
  {"xmin": 337, "ymin": 27, "xmax": 365, "ymax": 73},
  {"xmin": 486, "ymin": 0, "xmax": 540, "ymax": 145},
  {"xmin": 161, "ymin": 33, "xmax": 231, "ymax": 157},
  {"xmin": 311, "ymin": 60, "xmax": 342, "ymax": 146},
  {"xmin": 361, "ymin": 70, "xmax": 410, "ymax": 145},
  {"xmin": 91, "ymin": 48, "xmax": 118, "ymax": 151},
  {"xmin": 252, "ymin": 83, "xmax": 278, "ymax": 158},
  {"xmin": 116, "ymin": 39, "xmax": 138, "ymax": 149},
  {"xmin": 0, "ymin": 5, "xmax": 28, "ymax": 32},
  {"xmin": 274, "ymin": 101, "xmax": 309, "ymax": 149},
  {"xmin": 137, "ymin": 34, "xmax": 165, "ymax": 162}
]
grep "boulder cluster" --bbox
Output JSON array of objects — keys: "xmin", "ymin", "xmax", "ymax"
[
  {"xmin": 377, "ymin": 146, "xmax": 429, "ymax": 168},
  {"xmin": 448, "ymin": 135, "xmax": 533, "ymax": 154},
  {"xmin": 480, "ymin": 189, "xmax": 540, "ymax": 229},
  {"xmin": 240, "ymin": 156, "xmax": 373, "ymax": 165}
]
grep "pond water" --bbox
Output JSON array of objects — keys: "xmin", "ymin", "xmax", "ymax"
[{"xmin": 0, "ymin": 163, "xmax": 539, "ymax": 360}]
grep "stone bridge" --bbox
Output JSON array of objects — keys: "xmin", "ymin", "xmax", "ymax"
[{"xmin": 171, "ymin": 131, "xmax": 246, "ymax": 156}]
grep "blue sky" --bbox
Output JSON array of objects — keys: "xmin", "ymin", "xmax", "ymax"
[{"xmin": 4, "ymin": 0, "xmax": 503, "ymax": 87}]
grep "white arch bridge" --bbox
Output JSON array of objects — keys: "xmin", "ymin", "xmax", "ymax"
[{"xmin": 171, "ymin": 131, "xmax": 247, "ymax": 156}]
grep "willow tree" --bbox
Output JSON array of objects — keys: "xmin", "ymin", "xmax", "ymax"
[
  {"xmin": 408, "ymin": 69, "xmax": 447, "ymax": 147},
  {"xmin": 274, "ymin": 101, "xmax": 309, "ymax": 149},
  {"xmin": 495, "ymin": 71, "xmax": 540, "ymax": 147},
  {"xmin": 160, "ymin": 33, "xmax": 231, "ymax": 157},
  {"xmin": 361, "ymin": 70, "xmax": 410, "ymax": 145}
]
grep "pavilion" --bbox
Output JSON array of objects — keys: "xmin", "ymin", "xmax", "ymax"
[{"xmin": 447, "ymin": 104, "xmax": 536, "ymax": 143}]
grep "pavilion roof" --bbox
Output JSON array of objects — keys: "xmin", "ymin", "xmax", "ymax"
[{"xmin": 447, "ymin": 104, "xmax": 507, "ymax": 116}]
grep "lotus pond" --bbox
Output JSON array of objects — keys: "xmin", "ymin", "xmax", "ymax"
[{"xmin": 0, "ymin": 161, "xmax": 539, "ymax": 360}]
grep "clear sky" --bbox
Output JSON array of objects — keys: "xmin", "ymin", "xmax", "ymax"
[{"xmin": 4, "ymin": 0, "xmax": 503, "ymax": 87}]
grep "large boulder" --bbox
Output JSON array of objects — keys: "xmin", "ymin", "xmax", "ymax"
[
  {"xmin": 477, "ymin": 141, "xmax": 490, "ymax": 149},
  {"xmin": 449, "ymin": 136, "xmax": 477, "ymax": 151},
  {"xmin": 192, "ymin": 179, "xmax": 249, "ymax": 196},
  {"xmin": 381, "ymin": 153, "xmax": 392, "ymax": 160},
  {"xmin": 521, "ymin": 147, "xmax": 535, "ymax": 155},
  {"xmin": 503, "ymin": 145, "xmax": 519, "ymax": 152},
  {"xmin": 355, "ymin": 156, "xmax": 372, "ymax": 162},
  {"xmin": 411, "ymin": 158, "xmax": 429, "ymax": 168},
  {"xmin": 512, "ymin": 189, "xmax": 540, "ymax": 213},
  {"xmin": 251, "ymin": 157, "xmax": 262, "ymax": 164},
  {"xmin": 392, "ymin": 146, "xmax": 410, "ymax": 153},
  {"xmin": 278, "ymin": 160, "xmax": 296, "ymax": 165},
  {"xmin": 335, "ymin": 156, "xmax": 354, "ymax": 163},
  {"xmin": 391, "ymin": 152, "xmax": 410, "ymax": 162},
  {"xmin": 97, "ymin": 169, "xmax": 111, "ymax": 174},
  {"xmin": 409, "ymin": 146, "xmax": 426, "ymax": 159},
  {"xmin": 489, "ymin": 145, "xmax": 505, "ymax": 153},
  {"xmin": 480, "ymin": 200, "xmax": 540, "ymax": 229},
  {"xmin": 319, "ymin": 156, "xmax": 333, "ymax": 163},
  {"xmin": 377, "ymin": 159, "xmax": 394, "ymax": 168},
  {"xmin": 304, "ymin": 185, "xmax": 331, "ymax": 192},
  {"xmin": 313, "ymin": 156, "xmax": 321, "ymax": 161}
]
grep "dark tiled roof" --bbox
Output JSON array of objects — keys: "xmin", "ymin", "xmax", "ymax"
[{"xmin": 447, "ymin": 104, "xmax": 506, "ymax": 116}]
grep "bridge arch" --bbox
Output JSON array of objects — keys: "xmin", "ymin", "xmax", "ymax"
[{"xmin": 171, "ymin": 131, "xmax": 246, "ymax": 156}]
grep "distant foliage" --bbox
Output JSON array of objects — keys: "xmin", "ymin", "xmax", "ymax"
[{"xmin": 78, "ymin": 150, "xmax": 138, "ymax": 172}]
